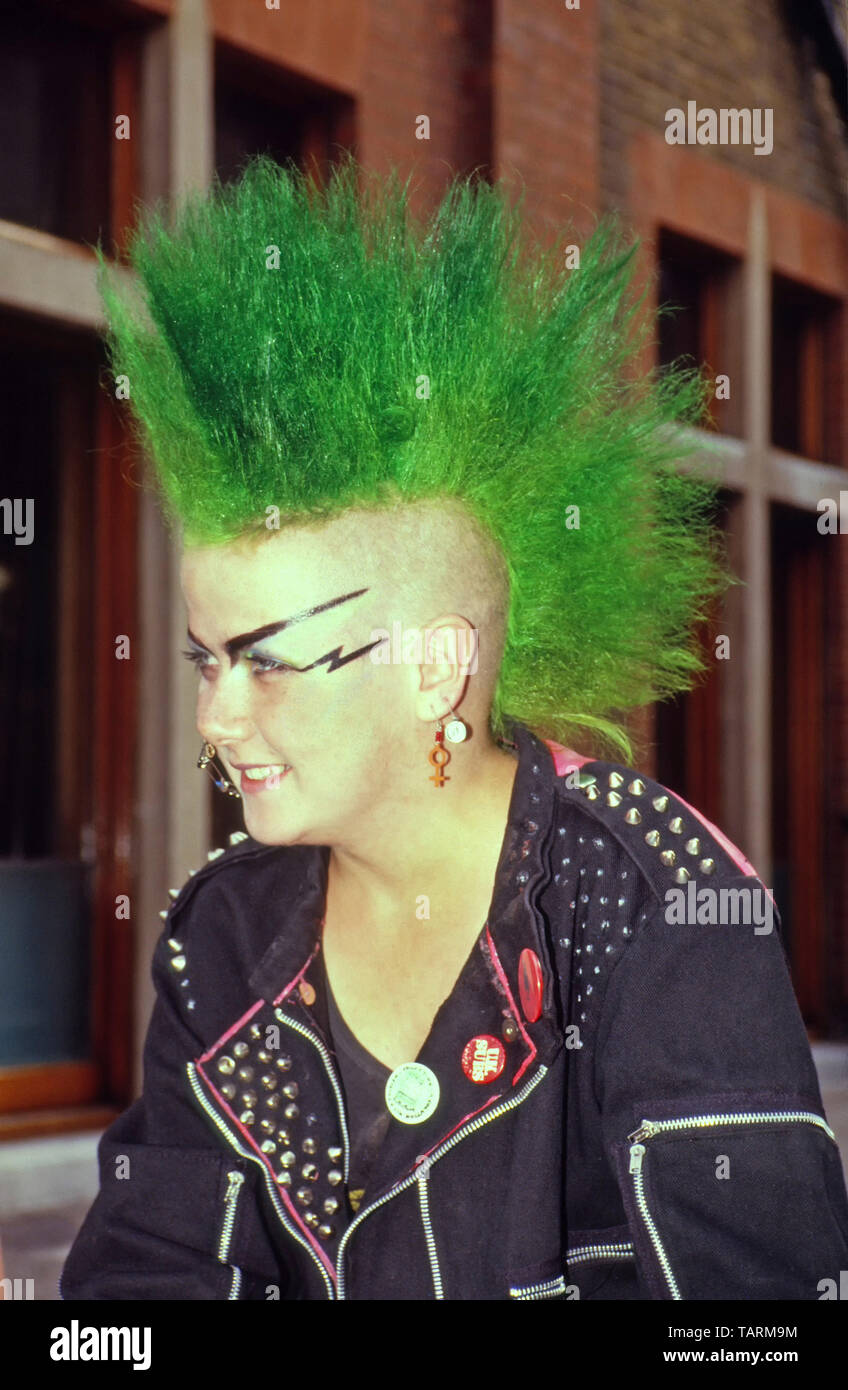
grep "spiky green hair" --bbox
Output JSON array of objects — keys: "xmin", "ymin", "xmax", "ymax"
[{"xmin": 98, "ymin": 152, "xmax": 729, "ymax": 760}]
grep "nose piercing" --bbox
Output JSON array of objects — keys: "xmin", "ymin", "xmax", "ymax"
[{"xmin": 197, "ymin": 741, "xmax": 241, "ymax": 798}]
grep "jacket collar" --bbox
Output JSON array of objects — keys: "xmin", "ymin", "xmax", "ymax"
[{"xmin": 241, "ymin": 719, "xmax": 564, "ymax": 1193}]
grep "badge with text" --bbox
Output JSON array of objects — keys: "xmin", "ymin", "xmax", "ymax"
[
  {"xmin": 385, "ymin": 1062, "xmax": 440, "ymax": 1124},
  {"xmin": 461, "ymin": 1034, "xmax": 506, "ymax": 1084}
]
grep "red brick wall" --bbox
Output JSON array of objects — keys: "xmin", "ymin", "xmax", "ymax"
[{"xmin": 600, "ymin": 0, "xmax": 848, "ymax": 223}]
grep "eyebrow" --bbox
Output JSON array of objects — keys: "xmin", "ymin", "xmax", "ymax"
[{"xmin": 187, "ymin": 587, "xmax": 369, "ymax": 664}]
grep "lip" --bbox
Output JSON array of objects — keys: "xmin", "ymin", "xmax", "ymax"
[{"xmin": 238, "ymin": 764, "xmax": 291, "ymax": 795}]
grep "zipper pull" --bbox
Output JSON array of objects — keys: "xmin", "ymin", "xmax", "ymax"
[
  {"xmin": 627, "ymin": 1120, "xmax": 655, "ymax": 1144},
  {"xmin": 629, "ymin": 1143, "xmax": 646, "ymax": 1175},
  {"xmin": 224, "ymin": 1171, "xmax": 244, "ymax": 1202}
]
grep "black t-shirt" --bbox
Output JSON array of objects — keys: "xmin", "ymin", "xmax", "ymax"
[{"xmin": 323, "ymin": 962, "xmax": 392, "ymax": 1211}]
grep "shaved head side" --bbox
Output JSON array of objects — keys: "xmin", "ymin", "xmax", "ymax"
[{"xmin": 231, "ymin": 496, "xmax": 510, "ymax": 717}]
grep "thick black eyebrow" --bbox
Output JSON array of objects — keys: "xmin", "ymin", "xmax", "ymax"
[{"xmin": 187, "ymin": 587, "xmax": 369, "ymax": 665}]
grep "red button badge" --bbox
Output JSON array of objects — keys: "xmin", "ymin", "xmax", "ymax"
[
  {"xmin": 518, "ymin": 948, "xmax": 543, "ymax": 1023},
  {"xmin": 461, "ymin": 1034, "xmax": 506, "ymax": 1084}
]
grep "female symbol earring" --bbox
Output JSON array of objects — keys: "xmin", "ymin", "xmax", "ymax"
[
  {"xmin": 427, "ymin": 720, "xmax": 451, "ymax": 789},
  {"xmin": 197, "ymin": 741, "xmax": 241, "ymax": 798}
]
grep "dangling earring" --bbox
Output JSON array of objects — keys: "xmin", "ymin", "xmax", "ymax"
[
  {"xmin": 426, "ymin": 704, "xmax": 468, "ymax": 788},
  {"xmin": 427, "ymin": 719, "xmax": 451, "ymax": 789},
  {"xmin": 197, "ymin": 741, "xmax": 241, "ymax": 798}
]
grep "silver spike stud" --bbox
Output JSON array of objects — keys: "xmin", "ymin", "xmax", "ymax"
[
  {"xmin": 668, "ymin": 817, "xmax": 685, "ymax": 834},
  {"xmin": 229, "ymin": 830, "xmax": 249, "ymax": 845},
  {"xmin": 168, "ymin": 888, "xmax": 180, "ymax": 900},
  {"xmin": 628, "ymin": 779, "xmax": 645, "ymax": 796},
  {"xmin": 208, "ymin": 847, "xmax": 224, "ymax": 861},
  {"xmin": 607, "ymin": 791, "xmax": 622, "ymax": 807},
  {"xmin": 608, "ymin": 771, "xmax": 624, "ymax": 788},
  {"xmin": 699, "ymin": 858, "xmax": 716, "ymax": 875},
  {"xmin": 652, "ymin": 794, "xmax": 669, "ymax": 813},
  {"xmin": 685, "ymin": 838, "xmax": 701, "ymax": 856},
  {"xmin": 660, "ymin": 850, "xmax": 676, "ymax": 867},
  {"xmin": 624, "ymin": 808, "xmax": 642, "ymax": 826},
  {"xmin": 645, "ymin": 830, "xmax": 661, "ymax": 848},
  {"xmin": 674, "ymin": 867, "xmax": 691, "ymax": 883}
]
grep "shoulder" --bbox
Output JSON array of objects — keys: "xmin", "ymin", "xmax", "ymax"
[
  {"xmin": 152, "ymin": 831, "xmax": 316, "ymax": 1022},
  {"xmin": 543, "ymin": 739, "xmax": 774, "ymax": 914}
]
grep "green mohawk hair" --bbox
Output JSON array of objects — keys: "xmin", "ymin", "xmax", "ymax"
[{"xmin": 98, "ymin": 152, "xmax": 729, "ymax": 760}]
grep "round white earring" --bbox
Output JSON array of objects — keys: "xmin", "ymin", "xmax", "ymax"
[{"xmin": 444, "ymin": 703, "xmax": 468, "ymax": 744}]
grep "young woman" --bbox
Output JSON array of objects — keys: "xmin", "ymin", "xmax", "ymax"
[{"xmin": 61, "ymin": 156, "xmax": 848, "ymax": 1300}]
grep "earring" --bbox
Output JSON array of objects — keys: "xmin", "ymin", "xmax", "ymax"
[
  {"xmin": 427, "ymin": 719, "xmax": 451, "ymax": 789},
  {"xmin": 197, "ymin": 741, "xmax": 241, "ymax": 798},
  {"xmin": 443, "ymin": 703, "xmax": 468, "ymax": 744}
]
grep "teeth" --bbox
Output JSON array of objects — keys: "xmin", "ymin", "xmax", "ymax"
[{"xmin": 243, "ymin": 765, "xmax": 287, "ymax": 781}]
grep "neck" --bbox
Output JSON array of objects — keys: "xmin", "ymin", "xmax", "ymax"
[{"xmin": 326, "ymin": 740, "xmax": 519, "ymax": 926}]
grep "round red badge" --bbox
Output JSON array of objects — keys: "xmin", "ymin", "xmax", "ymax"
[
  {"xmin": 518, "ymin": 948, "xmax": 543, "ymax": 1023},
  {"xmin": 461, "ymin": 1034, "xmax": 506, "ymax": 1084}
]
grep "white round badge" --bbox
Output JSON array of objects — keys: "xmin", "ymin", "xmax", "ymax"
[{"xmin": 384, "ymin": 1062, "xmax": 440, "ymax": 1125}]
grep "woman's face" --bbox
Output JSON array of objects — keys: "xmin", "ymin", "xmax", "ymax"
[{"xmin": 180, "ymin": 525, "xmax": 433, "ymax": 849}]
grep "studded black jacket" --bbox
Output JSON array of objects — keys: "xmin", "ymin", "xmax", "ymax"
[{"xmin": 60, "ymin": 722, "xmax": 848, "ymax": 1300}]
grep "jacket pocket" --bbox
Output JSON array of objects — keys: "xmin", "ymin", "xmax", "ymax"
[
  {"xmin": 617, "ymin": 1105, "xmax": 844, "ymax": 1300},
  {"xmin": 508, "ymin": 1230, "xmax": 636, "ymax": 1300},
  {"xmin": 62, "ymin": 1141, "xmax": 273, "ymax": 1300}
]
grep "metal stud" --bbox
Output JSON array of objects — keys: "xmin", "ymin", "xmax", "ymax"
[
  {"xmin": 283, "ymin": 1082, "xmax": 299, "ymax": 1099},
  {"xmin": 304, "ymin": 1211, "xmax": 319, "ymax": 1228},
  {"xmin": 275, "ymin": 1056, "xmax": 292, "ymax": 1071},
  {"xmin": 159, "ymin": 910, "xmax": 168, "ymax": 921},
  {"xmin": 645, "ymin": 829, "xmax": 661, "ymax": 847},
  {"xmin": 257, "ymin": 1050, "xmax": 272, "ymax": 1064},
  {"xmin": 168, "ymin": 889, "xmax": 180, "ymax": 901},
  {"xmin": 327, "ymin": 1169, "xmax": 343, "ymax": 1186},
  {"xmin": 302, "ymin": 1137, "xmax": 317, "ymax": 1155},
  {"xmin": 624, "ymin": 808, "xmax": 642, "ymax": 826},
  {"xmin": 265, "ymin": 1094, "xmax": 280, "ymax": 1110},
  {"xmin": 217, "ymin": 1056, "xmax": 235, "ymax": 1075},
  {"xmin": 276, "ymin": 1129, "xmax": 292, "ymax": 1145},
  {"xmin": 280, "ymin": 1151, "xmax": 296, "ymax": 1168},
  {"xmin": 584, "ymin": 785, "xmax": 599, "ymax": 801},
  {"xmin": 208, "ymin": 847, "xmax": 224, "ymax": 861},
  {"xmin": 221, "ymin": 1083, "xmax": 236, "ymax": 1100},
  {"xmin": 318, "ymin": 1224, "xmax": 334, "ymax": 1239},
  {"xmin": 260, "ymin": 1119, "xmax": 275, "ymax": 1134},
  {"xmin": 700, "ymin": 858, "xmax": 716, "ymax": 875},
  {"xmin": 608, "ymin": 771, "xmax": 624, "ymax": 788},
  {"xmin": 652, "ymin": 794, "xmax": 669, "ymax": 812},
  {"xmin": 674, "ymin": 868, "xmax": 691, "ymax": 883},
  {"xmin": 233, "ymin": 1042, "xmax": 249, "ymax": 1058},
  {"xmin": 284, "ymin": 1103, "xmax": 299, "ymax": 1120},
  {"xmin": 170, "ymin": 955, "xmax": 186, "ymax": 972},
  {"xmin": 327, "ymin": 1146, "xmax": 343, "ymax": 1162},
  {"xmin": 607, "ymin": 791, "xmax": 621, "ymax": 807},
  {"xmin": 302, "ymin": 1163, "xmax": 319, "ymax": 1181},
  {"xmin": 296, "ymin": 1188, "xmax": 313, "ymax": 1205},
  {"xmin": 685, "ymin": 838, "xmax": 701, "ymax": 856},
  {"xmin": 167, "ymin": 938, "xmax": 183, "ymax": 952},
  {"xmin": 261, "ymin": 1074, "xmax": 277, "ymax": 1091},
  {"xmin": 660, "ymin": 850, "xmax": 676, "ymax": 867},
  {"xmin": 229, "ymin": 830, "xmax": 249, "ymax": 845},
  {"xmin": 242, "ymin": 1091, "xmax": 257, "ymax": 1108},
  {"xmin": 249, "ymin": 1023, "xmax": 262, "ymax": 1040},
  {"xmin": 240, "ymin": 1110, "xmax": 255, "ymax": 1126},
  {"xmin": 323, "ymin": 1196, "xmax": 340, "ymax": 1215},
  {"xmin": 668, "ymin": 817, "xmax": 684, "ymax": 834},
  {"xmin": 237, "ymin": 1066, "xmax": 254, "ymax": 1082},
  {"xmin": 261, "ymin": 1140, "xmax": 277, "ymax": 1155},
  {"xmin": 628, "ymin": 779, "xmax": 645, "ymax": 796},
  {"xmin": 276, "ymin": 1170, "xmax": 291, "ymax": 1186}
]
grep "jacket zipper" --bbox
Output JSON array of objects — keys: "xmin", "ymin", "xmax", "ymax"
[
  {"xmin": 415, "ymin": 1160, "xmax": 444, "ymax": 1299},
  {"xmin": 626, "ymin": 1109, "xmax": 836, "ymax": 1301},
  {"xmin": 509, "ymin": 1274, "xmax": 567, "ymax": 1300},
  {"xmin": 273, "ymin": 1008, "xmax": 351, "ymax": 1183},
  {"xmin": 335, "ymin": 1064, "xmax": 550, "ymax": 1299},
  {"xmin": 566, "ymin": 1239, "xmax": 634, "ymax": 1266},
  {"xmin": 187, "ymin": 1061, "xmax": 337, "ymax": 1300},
  {"xmin": 218, "ymin": 1171, "xmax": 245, "ymax": 1299}
]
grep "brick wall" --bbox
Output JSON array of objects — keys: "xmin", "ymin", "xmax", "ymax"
[{"xmin": 600, "ymin": 0, "xmax": 848, "ymax": 224}]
